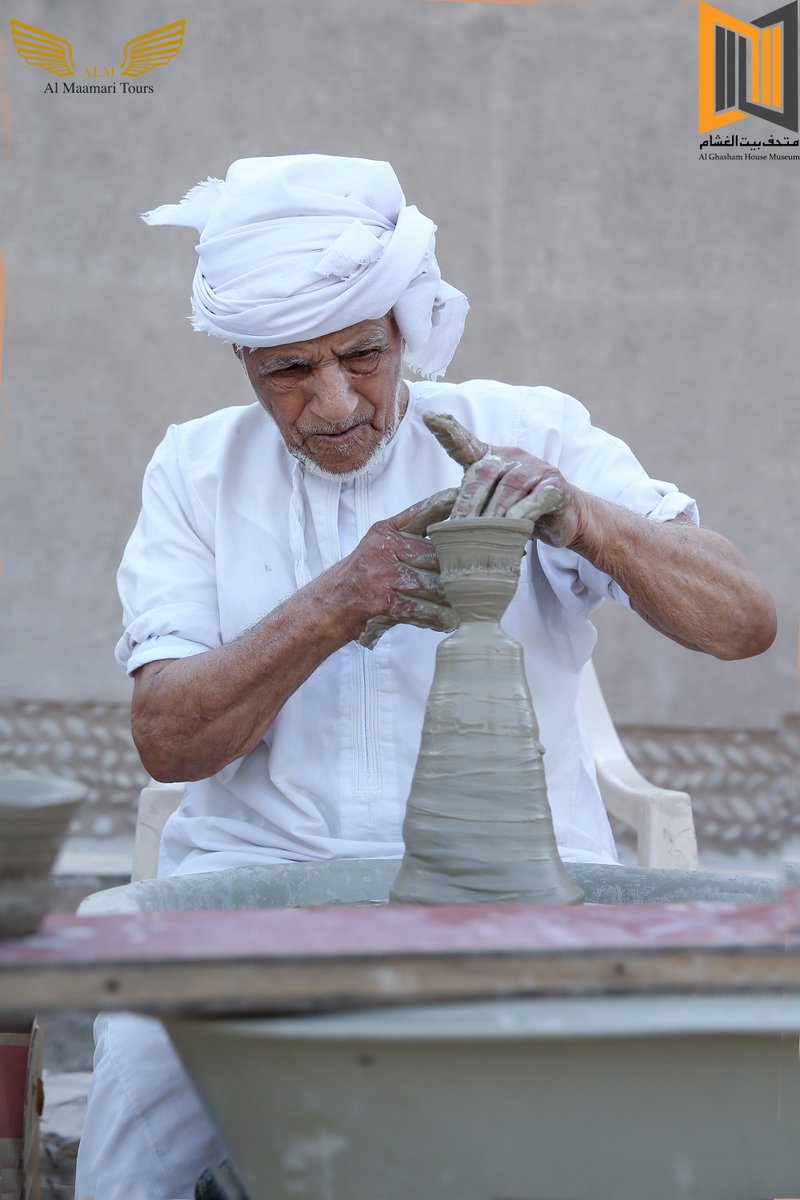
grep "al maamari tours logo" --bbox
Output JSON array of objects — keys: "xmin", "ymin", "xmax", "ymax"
[
  {"xmin": 9, "ymin": 18, "xmax": 185, "ymax": 93},
  {"xmin": 698, "ymin": 1, "xmax": 800, "ymax": 159}
]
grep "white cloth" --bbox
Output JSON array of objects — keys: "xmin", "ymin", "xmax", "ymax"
[
  {"xmin": 141, "ymin": 155, "xmax": 469, "ymax": 379},
  {"xmin": 115, "ymin": 379, "xmax": 698, "ymax": 877},
  {"xmin": 78, "ymin": 379, "xmax": 699, "ymax": 1199},
  {"xmin": 75, "ymin": 1013, "xmax": 225, "ymax": 1200}
]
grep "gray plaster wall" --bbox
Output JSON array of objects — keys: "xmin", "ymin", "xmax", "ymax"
[{"xmin": 1, "ymin": 0, "xmax": 796, "ymax": 731}]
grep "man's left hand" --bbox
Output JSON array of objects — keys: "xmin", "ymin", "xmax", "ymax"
[
  {"xmin": 422, "ymin": 411, "xmax": 777, "ymax": 662},
  {"xmin": 422, "ymin": 411, "xmax": 585, "ymax": 547}
]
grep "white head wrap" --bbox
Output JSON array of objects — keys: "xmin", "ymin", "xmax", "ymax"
[{"xmin": 141, "ymin": 155, "xmax": 469, "ymax": 379}]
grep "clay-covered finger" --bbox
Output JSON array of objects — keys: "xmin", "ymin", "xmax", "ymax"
[
  {"xmin": 394, "ymin": 533, "xmax": 441, "ymax": 572},
  {"xmin": 478, "ymin": 461, "xmax": 534, "ymax": 517},
  {"xmin": 358, "ymin": 596, "xmax": 456, "ymax": 650},
  {"xmin": 358, "ymin": 615, "xmax": 395, "ymax": 650},
  {"xmin": 391, "ymin": 562, "xmax": 449, "ymax": 603},
  {"xmin": 505, "ymin": 484, "xmax": 566, "ymax": 524},
  {"xmin": 387, "ymin": 488, "xmax": 454, "ymax": 537},
  {"xmin": 451, "ymin": 455, "xmax": 507, "ymax": 517},
  {"xmin": 422, "ymin": 412, "xmax": 489, "ymax": 467},
  {"xmin": 393, "ymin": 595, "xmax": 458, "ymax": 634},
  {"xmin": 399, "ymin": 487, "xmax": 458, "ymax": 536}
]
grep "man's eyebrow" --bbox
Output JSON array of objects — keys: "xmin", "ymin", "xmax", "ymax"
[
  {"xmin": 255, "ymin": 333, "xmax": 388, "ymax": 377},
  {"xmin": 337, "ymin": 333, "xmax": 389, "ymax": 356},
  {"xmin": 256, "ymin": 353, "xmax": 310, "ymax": 376}
]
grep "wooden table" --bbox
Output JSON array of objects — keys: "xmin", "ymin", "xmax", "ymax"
[
  {"xmin": 2, "ymin": 890, "xmax": 799, "ymax": 1018},
  {"xmin": 5, "ymin": 895, "xmax": 800, "ymax": 1199}
]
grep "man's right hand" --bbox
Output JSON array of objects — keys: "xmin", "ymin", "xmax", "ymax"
[
  {"xmin": 131, "ymin": 488, "xmax": 456, "ymax": 781},
  {"xmin": 335, "ymin": 488, "xmax": 458, "ymax": 649}
]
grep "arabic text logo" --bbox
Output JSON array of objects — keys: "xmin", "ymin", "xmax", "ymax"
[
  {"xmin": 9, "ymin": 19, "xmax": 186, "ymax": 80},
  {"xmin": 698, "ymin": 1, "xmax": 798, "ymax": 133}
]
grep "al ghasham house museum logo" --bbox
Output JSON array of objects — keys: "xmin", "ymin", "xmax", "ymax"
[
  {"xmin": 9, "ymin": 18, "xmax": 186, "ymax": 93},
  {"xmin": 698, "ymin": 1, "xmax": 799, "ymax": 157}
]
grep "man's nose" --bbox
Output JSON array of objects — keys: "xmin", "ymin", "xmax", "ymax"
[{"xmin": 307, "ymin": 361, "xmax": 360, "ymax": 424}]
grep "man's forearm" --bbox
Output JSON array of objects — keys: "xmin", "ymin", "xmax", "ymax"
[
  {"xmin": 132, "ymin": 565, "xmax": 360, "ymax": 783},
  {"xmin": 569, "ymin": 495, "xmax": 777, "ymax": 660},
  {"xmin": 130, "ymin": 493, "xmax": 455, "ymax": 783}
]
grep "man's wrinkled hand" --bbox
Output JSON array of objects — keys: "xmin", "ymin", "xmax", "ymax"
[
  {"xmin": 422, "ymin": 411, "xmax": 585, "ymax": 547},
  {"xmin": 352, "ymin": 487, "xmax": 459, "ymax": 649}
]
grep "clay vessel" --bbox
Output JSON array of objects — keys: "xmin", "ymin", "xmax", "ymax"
[
  {"xmin": 390, "ymin": 517, "xmax": 583, "ymax": 906},
  {"xmin": 0, "ymin": 773, "xmax": 86, "ymax": 938}
]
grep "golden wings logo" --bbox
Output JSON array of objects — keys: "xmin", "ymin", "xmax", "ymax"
[{"xmin": 9, "ymin": 18, "xmax": 185, "ymax": 80}]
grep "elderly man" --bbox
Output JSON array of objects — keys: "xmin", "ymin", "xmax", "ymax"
[{"xmin": 76, "ymin": 155, "xmax": 775, "ymax": 1199}]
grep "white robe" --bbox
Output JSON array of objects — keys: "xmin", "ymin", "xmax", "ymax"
[
  {"xmin": 116, "ymin": 378, "xmax": 698, "ymax": 876},
  {"xmin": 77, "ymin": 379, "xmax": 698, "ymax": 1199}
]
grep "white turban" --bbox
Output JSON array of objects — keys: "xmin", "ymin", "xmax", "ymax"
[{"xmin": 141, "ymin": 155, "xmax": 469, "ymax": 379}]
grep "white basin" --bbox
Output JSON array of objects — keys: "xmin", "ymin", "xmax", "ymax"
[
  {"xmin": 166, "ymin": 994, "xmax": 800, "ymax": 1200},
  {"xmin": 80, "ymin": 860, "xmax": 800, "ymax": 1199}
]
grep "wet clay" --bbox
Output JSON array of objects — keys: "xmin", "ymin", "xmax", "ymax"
[{"xmin": 390, "ymin": 518, "xmax": 584, "ymax": 906}]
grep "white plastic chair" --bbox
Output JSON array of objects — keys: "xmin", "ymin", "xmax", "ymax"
[
  {"xmin": 131, "ymin": 661, "xmax": 697, "ymax": 881},
  {"xmin": 578, "ymin": 662, "xmax": 697, "ymax": 870},
  {"xmin": 131, "ymin": 780, "xmax": 186, "ymax": 882}
]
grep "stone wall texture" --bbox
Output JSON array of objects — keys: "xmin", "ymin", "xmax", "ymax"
[{"xmin": 1, "ymin": 701, "xmax": 798, "ymax": 860}]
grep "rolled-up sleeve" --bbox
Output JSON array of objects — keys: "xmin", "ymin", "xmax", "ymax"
[
  {"xmin": 530, "ymin": 390, "xmax": 698, "ymax": 614},
  {"xmin": 115, "ymin": 426, "xmax": 221, "ymax": 674}
]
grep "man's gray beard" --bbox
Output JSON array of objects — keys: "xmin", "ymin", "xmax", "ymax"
[{"xmin": 290, "ymin": 425, "xmax": 395, "ymax": 483}]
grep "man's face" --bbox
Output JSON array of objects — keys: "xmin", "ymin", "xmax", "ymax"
[{"xmin": 238, "ymin": 314, "xmax": 408, "ymax": 479}]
